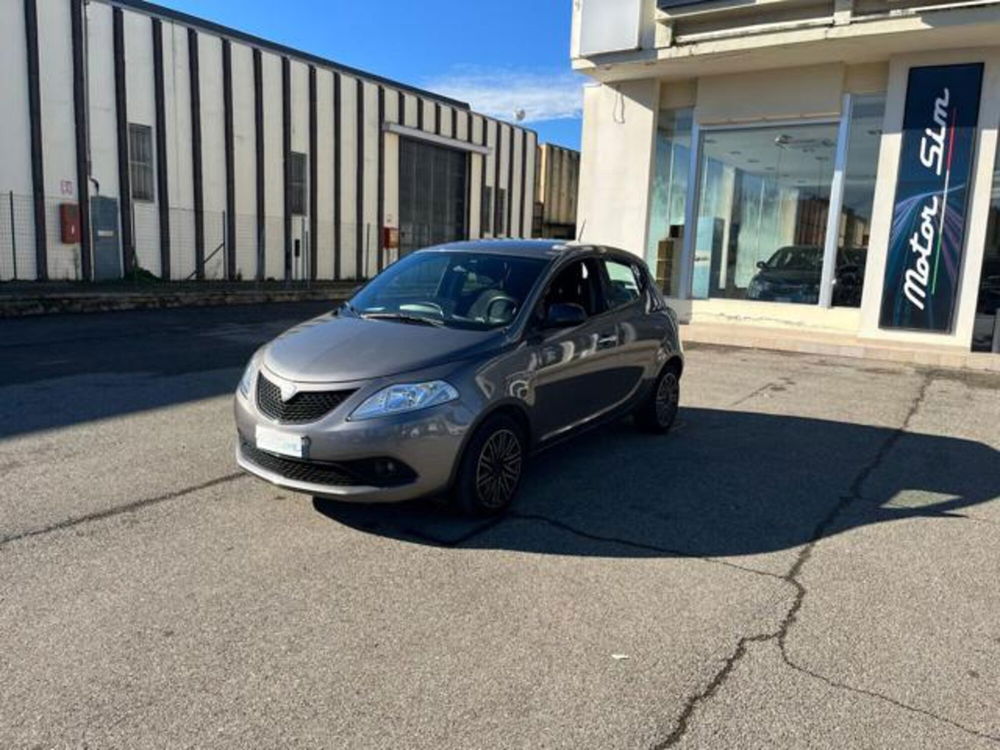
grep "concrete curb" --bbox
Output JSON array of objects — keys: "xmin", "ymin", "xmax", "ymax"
[
  {"xmin": 0, "ymin": 289, "xmax": 353, "ymax": 318},
  {"xmin": 681, "ymin": 322, "xmax": 1000, "ymax": 374}
]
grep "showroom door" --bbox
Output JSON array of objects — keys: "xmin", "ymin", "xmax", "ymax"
[{"xmin": 398, "ymin": 138, "xmax": 468, "ymax": 256}]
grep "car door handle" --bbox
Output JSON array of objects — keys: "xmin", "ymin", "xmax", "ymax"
[{"xmin": 597, "ymin": 334, "xmax": 618, "ymax": 348}]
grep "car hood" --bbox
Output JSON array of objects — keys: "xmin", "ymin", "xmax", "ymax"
[{"xmin": 263, "ymin": 313, "xmax": 503, "ymax": 383}]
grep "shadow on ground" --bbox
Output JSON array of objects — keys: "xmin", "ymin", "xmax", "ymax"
[
  {"xmin": 314, "ymin": 408, "xmax": 1000, "ymax": 558},
  {"xmin": 0, "ymin": 301, "xmax": 335, "ymax": 438}
]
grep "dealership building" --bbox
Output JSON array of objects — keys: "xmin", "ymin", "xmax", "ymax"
[
  {"xmin": 573, "ymin": 0, "xmax": 1000, "ymax": 356},
  {"xmin": 0, "ymin": 0, "xmax": 539, "ymax": 284}
]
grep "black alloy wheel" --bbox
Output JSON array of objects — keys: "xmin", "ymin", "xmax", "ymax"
[
  {"xmin": 454, "ymin": 414, "xmax": 526, "ymax": 515},
  {"xmin": 636, "ymin": 364, "xmax": 681, "ymax": 434}
]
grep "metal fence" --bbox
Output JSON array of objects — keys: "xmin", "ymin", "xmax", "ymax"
[
  {"xmin": 0, "ymin": 192, "xmax": 42, "ymax": 281},
  {"xmin": 0, "ymin": 190, "xmax": 389, "ymax": 283}
]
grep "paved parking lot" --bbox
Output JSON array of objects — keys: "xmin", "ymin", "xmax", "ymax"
[{"xmin": 1, "ymin": 302, "xmax": 999, "ymax": 749}]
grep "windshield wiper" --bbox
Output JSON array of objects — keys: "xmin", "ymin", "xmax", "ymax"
[{"xmin": 360, "ymin": 312, "xmax": 445, "ymax": 327}]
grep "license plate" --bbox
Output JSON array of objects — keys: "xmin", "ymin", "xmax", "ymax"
[{"xmin": 255, "ymin": 425, "xmax": 305, "ymax": 458}]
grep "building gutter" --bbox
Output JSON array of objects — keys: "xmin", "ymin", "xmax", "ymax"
[{"xmin": 384, "ymin": 124, "xmax": 491, "ymax": 156}]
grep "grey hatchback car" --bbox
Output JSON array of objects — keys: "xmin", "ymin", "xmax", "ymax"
[{"xmin": 234, "ymin": 240, "xmax": 683, "ymax": 514}]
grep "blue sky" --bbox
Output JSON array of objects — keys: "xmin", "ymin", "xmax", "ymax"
[{"xmin": 159, "ymin": 0, "xmax": 585, "ymax": 150}]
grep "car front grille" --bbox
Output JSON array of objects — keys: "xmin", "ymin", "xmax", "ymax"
[
  {"xmin": 256, "ymin": 373, "xmax": 355, "ymax": 424},
  {"xmin": 240, "ymin": 439, "xmax": 363, "ymax": 486},
  {"xmin": 239, "ymin": 439, "xmax": 417, "ymax": 489}
]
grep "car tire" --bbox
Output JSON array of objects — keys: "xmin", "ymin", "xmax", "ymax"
[
  {"xmin": 635, "ymin": 363, "xmax": 681, "ymax": 434},
  {"xmin": 453, "ymin": 414, "xmax": 526, "ymax": 516}
]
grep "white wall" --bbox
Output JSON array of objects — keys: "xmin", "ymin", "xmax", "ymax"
[
  {"xmin": 198, "ymin": 33, "xmax": 226, "ymax": 280},
  {"xmin": 468, "ymin": 115, "xmax": 484, "ymax": 239},
  {"xmin": 0, "ymin": 0, "xmax": 36, "ymax": 279},
  {"xmin": 338, "ymin": 74, "xmax": 358, "ymax": 279},
  {"xmin": 497, "ymin": 124, "xmax": 510, "ymax": 237},
  {"xmin": 523, "ymin": 131, "xmax": 537, "ymax": 235},
  {"xmin": 261, "ymin": 51, "xmax": 283, "ymax": 280},
  {"xmin": 231, "ymin": 41, "xmax": 257, "ymax": 280},
  {"xmin": 314, "ymin": 67, "xmax": 335, "ymax": 279},
  {"xmin": 577, "ymin": 80, "xmax": 659, "ymax": 254},
  {"xmin": 123, "ymin": 9, "xmax": 160, "ymax": 276},
  {"xmin": 382, "ymin": 88, "xmax": 401, "ymax": 267},
  {"xmin": 87, "ymin": 3, "xmax": 118, "ymax": 203},
  {"xmin": 39, "ymin": 0, "xmax": 80, "ymax": 279},
  {"xmin": 361, "ymin": 81, "xmax": 379, "ymax": 277},
  {"xmin": 510, "ymin": 127, "xmax": 523, "ymax": 238},
  {"xmin": 162, "ymin": 21, "xmax": 194, "ymax": 280}
]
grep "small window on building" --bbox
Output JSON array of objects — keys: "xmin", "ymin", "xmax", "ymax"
[
  {"xmin": 128, "ymin": 124, "xmax": 154, "ymax": 202},
  {"xmin": 481, "ymin": 186, "xmax": 493, "ymax": 235},
  {"xmin": 495, "ymin": 188, "xmax": 507, "ymax": 237},
  {"xmin": 289, "ymin": 152, "xmax": 308, "ymax": 216}
]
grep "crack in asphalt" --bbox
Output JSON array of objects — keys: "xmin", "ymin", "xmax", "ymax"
[
  {"xmin": 652, "ymin": 373, "xmax": 1000, "ymax": 748},
  {"xmin": 0, "ymin": 472, "xmax": 246, "ymax": 548},
  {"xmin": 728, "ymin": 376, "xmax": 796, "ymax": 408},
  {"xmin": 507, "ymin": 512, "xmax": 791, "ymax": 584}
]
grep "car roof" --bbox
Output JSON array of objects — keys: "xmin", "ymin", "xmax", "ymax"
[{"xmin": 415, "ymin": 239, "xmax": 634, "ymax": 262}]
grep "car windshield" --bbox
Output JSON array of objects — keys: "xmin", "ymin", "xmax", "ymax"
[
  {"xmin": 348, "ymin": 251, "xmax": 549, "ymax": 330},
  {"xmin": 766, "ymin": 246, "xmax": 823, "ymax": 271}
]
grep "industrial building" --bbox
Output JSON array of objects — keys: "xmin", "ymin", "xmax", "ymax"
[
  {"xmin": 0, "ymin": 0, "xmax": 539, "ymax": 283},
  {"xmin": 532, "ymin": 143, "xmax": 580, "ymax": 240},
  {"xmin": 573, "ymin": 0, "xmax": 1000, "ymax": 354}
]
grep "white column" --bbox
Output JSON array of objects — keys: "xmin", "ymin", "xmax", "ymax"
[{"xmin": 577, "ymin": 79, "xmax": 658, "ymax": 255}]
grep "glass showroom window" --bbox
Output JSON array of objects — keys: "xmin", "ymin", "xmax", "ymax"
[
  {"xmin": 972, "ymin": 136, "xmax": 1000, "ymax": 352},
  {"xmin": 692, "ymin": 122, "xmax": 839, "ymax": 304},
  {"xmin": 646, "ymin": 108, "xmax": 692, "ymax": 297},
  {"xmin": 832, "ymin": 94, "xmax": 886, "ymax": 308}
]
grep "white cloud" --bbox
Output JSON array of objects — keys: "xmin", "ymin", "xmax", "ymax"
[{"xmin": 424, "ymin": 67, "xmax": 585, "ymax": 123}]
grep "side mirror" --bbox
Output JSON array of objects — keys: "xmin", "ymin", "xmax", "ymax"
[
  {"xmin": 544, "ymin": 302, "xmax": 587, "ymax": 329},
  {"xmin": 756, "ymin": 260, "xmax": 769, "ymax": 270}
]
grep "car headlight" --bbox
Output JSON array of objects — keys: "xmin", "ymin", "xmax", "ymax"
[
  {"xmin": 238, "ymin": 350, "xmax": 263, "ymax": 398},
  {"xmin": 350, "ymin": 380, "xmax": 459, "ymax": 421},
  {"xmin": 747, "ymin": 278, "xmax": 770, "ymax": 298}
]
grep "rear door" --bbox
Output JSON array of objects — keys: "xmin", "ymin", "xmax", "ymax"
[{"xmin": 597, "ymin": 254, "xmax": 664, "ymax": 397}]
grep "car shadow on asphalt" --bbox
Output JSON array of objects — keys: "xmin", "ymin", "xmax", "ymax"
[{"xmin": 312, "ymin": 407, "xmax": 1000, "ymax": 558}]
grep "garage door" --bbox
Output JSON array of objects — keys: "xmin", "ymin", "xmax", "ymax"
[{"xmin": 399, "ymin": 138, "xmax": 468, "ymax": 256}]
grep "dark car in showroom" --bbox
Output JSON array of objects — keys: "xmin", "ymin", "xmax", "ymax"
[
  {"xmin": 234, "ymin": 240, "xmax": 684, "ymax": 515},
  {"xmin": 745, "ymin": 245, "xmax": 867, "ymax": 306},
  {"xmin": 973, "ymin": 254, "xmax": 1000, "ymax": 351}
]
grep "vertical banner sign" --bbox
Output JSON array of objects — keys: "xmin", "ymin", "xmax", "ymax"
[{"xmin": 880, "ymin": 63, "xmax": 983, "ymax": 332}]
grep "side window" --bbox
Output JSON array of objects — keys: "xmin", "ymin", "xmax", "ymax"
[
  {"xmin": 542, "ymin": 259, "xmax": 602, "ymax": 317},
  {"xmin": 128, "ymin": 124, "xmax": 154, "ymax": 201},
  {"xmin": 288, "ymin": 152, "xmax": 308, "ymax": 216},
  {"xmin": 481, "ymin": 186, "xmax": 493, "ymax": 235},
  {"xmin": 602, "ymin": 258, "xmax": 643, "ymax": 309},
  {"xmin": 495, "ymin": 189, "xmax": 507, "ymax": 237}
]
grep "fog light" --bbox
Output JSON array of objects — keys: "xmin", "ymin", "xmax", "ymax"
[{"xmin": 374, "ymin": 459, "xmax": 398, "ymax": 477}]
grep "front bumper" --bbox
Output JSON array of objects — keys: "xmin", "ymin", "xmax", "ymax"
[
  {"xmin": 234, "ymin": 369, "xmax": 477, "ymax": 503},
  {"xmin": 236, "ymin": 441, "xmax": 430, "ymax": 503}
]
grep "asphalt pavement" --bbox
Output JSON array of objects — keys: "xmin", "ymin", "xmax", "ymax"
[{"xmin": 1, "ymin": 303, "xmax": 999, "ymax": 748}]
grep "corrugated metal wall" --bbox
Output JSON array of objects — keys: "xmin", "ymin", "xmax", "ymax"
[{"xmin": 534, "ymin": 143, "xmax": 580, "ymax": 238}]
